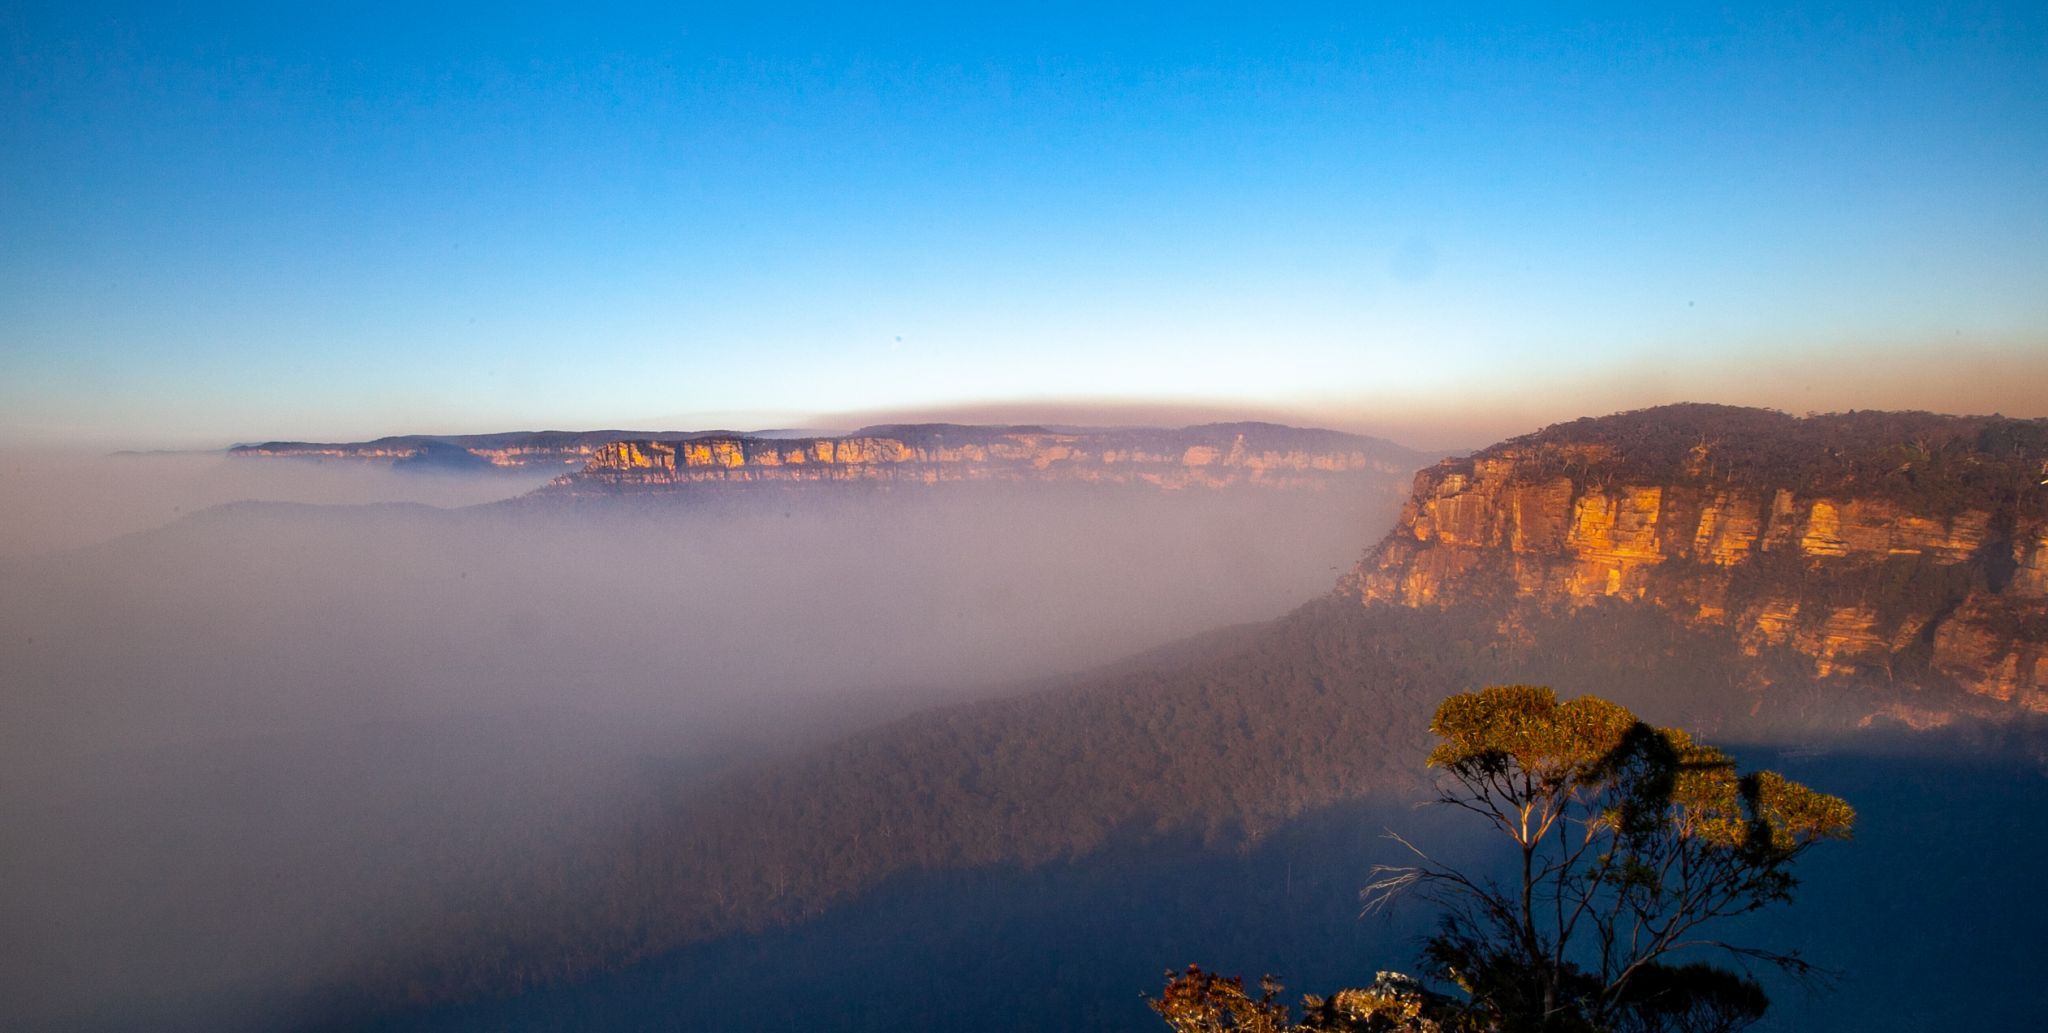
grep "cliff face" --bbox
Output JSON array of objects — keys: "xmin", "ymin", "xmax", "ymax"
[
  {"xmin": 230, "ymin": 430, "xmax": 709, "ymax": 469},
  {"xmin": 547, "ymin": 423, "xmax": 1419, "ymax": 493},
  {"xmin": 229, "ymin": 423, "xmax": 1425, "ymax": 488},
  {"xmin": 1345, "ymin": 405, "xmax": 2048, "ymax": 714}
]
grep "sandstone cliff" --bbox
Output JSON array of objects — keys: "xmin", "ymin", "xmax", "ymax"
[
  {"xmin": 230, "ymin": 430, "xmax": 710, "ymax": 469},
  {"xmin": 1344, "ymin": 405, "xmax": 2048, "ymax": 714},
  {"xmin": 546, "ymin": 422, "xmax": 1419, "ymax": 493}
]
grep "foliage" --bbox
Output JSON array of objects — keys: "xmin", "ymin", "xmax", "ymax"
[
  {"xmin": 1151, "ymin": 966, "xmax": 1295, "ymax": 1033},
  {"xmin": 1155, "ymin": 684, "xmax": 1853, "ymax": 1033},
  {"xmin": 1364, "ymin": 685, "xmax": 1853, "ymax": 1032},
  {"xmin": 1153, "ymin": 966, "xmax": 1467, "ymax": 1033},
  {"xmin": 332, "ymin": 596, "xmax": 1856, "ymax": 1018},
  {"xmin": 338, "ymin": 598, "xmax": 1466, "ymax": 1010},
  {"xmin": 1497, "ymin": 404, "xmax": 2048, "ymax": 518}
]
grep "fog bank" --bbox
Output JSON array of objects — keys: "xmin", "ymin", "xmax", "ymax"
[
  {"xmin": 0, "ymin": 460, "xmax": 1411, "ymax": 1031},
  {"xmin": 0, "ymin": 450, "xmax": 560, "ymax": 559}
]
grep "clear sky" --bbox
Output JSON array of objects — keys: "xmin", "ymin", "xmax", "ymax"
[{"xmin": 4, "ymin": 2, "xmax": 2045, "ymax": 447}]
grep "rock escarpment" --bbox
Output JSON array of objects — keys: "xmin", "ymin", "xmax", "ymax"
[
  {"xmin": 230, "ymin": 430, "xmax": 710, "ymax": 469},
  {"xmin": 547, "ymin": 423, "xmax": 1418, "ymax": 493},
  {"xmin": 1344, "ymin": 405, "xmax": 2048, "ymax": 714},
  {"xmin": 231, "ymin": 423, "xmax": 1424, "ymax": 489}
]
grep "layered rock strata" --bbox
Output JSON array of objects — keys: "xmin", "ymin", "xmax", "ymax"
[
  {"xmin": 230, "ymin": 430, "xmax": 707, "ymax": 468},
  {"xmin": 547, "ymin": 423, "xmax": 1416, "ymax": 493},
  {"xmin": 1345, "ymin": 405, "xmax": 2048, "ymax": 712}
]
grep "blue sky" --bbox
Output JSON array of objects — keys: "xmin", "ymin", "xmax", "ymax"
[{"xmin": 4, "ymin": 2, "xmax": 2045, "ymax": 446}]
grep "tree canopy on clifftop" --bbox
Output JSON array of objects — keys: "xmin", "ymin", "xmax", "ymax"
[
  {"xmin": 1493, "ymin": 404, "xmax": 2048, "ymax": 515},
  {"xmin": 1155, "ymin": 685, "xmax": 1854, "ymax": 1033}
]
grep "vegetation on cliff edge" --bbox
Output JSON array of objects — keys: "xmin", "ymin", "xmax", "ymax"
[{"xmin": 1153, "ymin": 685, "xmax": 1854, "ymax": 1033}]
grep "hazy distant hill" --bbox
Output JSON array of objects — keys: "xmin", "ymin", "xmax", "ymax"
[
  {"xmin": 543, "ymin": 421, "xmax": 1425, "ymax": 495},
  {"xmin": 230, "ymin": 423, "xmax": 1433, "ymax": 494},
  {"xmin": 230, "ymin": 429, "xmax": 725, "ymax": 469}
]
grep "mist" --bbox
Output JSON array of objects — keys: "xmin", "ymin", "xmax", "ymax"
[
  {"xmin": 819, "ymin": 341, "xmax": 2048, "ymax": 454},
  {"xmin": 0, "ymin": 450, "xmax": 563, "ymax": 559},
  {"xmin": 0, "ymin": 456, "xmax": 1410, "ymax": 1031}
]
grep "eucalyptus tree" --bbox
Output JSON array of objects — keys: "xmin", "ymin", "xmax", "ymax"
[
  {"xmin": 1152, "ymin": 685, "xmax": 1854, "ymax": 1033},
  {"xmin": 1363, "ymin": 685, "xmax": 1855, "ymax": 1033}
]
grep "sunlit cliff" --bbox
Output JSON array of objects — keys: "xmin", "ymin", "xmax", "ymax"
[
  {"xmin": 545, "ymin": 423, "xmax": 1418, "ymax": 493},
  {"xmin": 230, "ymin": 430, "xmax": 681, "ymax": 468},
  {"xmin": 1344, "ymin": 405, "xmax": 2048, "ymax": 714}
]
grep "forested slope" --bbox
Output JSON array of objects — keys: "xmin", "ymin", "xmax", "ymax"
[{"xmin": 326, "ymin": 590, "xmax": 1918, "ymax": 1022}]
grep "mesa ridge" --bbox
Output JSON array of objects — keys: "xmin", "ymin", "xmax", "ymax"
[{"xmin": 1346, "ymin": 405, "xmax": 2048, "ymax": 712}]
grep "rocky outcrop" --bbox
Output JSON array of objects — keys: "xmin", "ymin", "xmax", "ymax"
[
  {"xmin": 546, "ymin": 423, "xmax": 1420, "ymax": 493},
  {"xmin": 1344, "ymin": 405, "xmax": 2048, "ymax": 712},
  {"xmin": 230, "ymin": 430, "xmax": 710, "ymax": 469},
  {"xmin": 230, "ymin": 423, "xmax": 1426, "ymax": 491}
]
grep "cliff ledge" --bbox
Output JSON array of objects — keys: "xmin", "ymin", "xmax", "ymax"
[{"xmin": 1344, "ymin": 404, "xmax": 2048, "ymax": 713}]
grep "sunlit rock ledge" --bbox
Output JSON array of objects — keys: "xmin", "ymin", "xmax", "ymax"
[
  {"xmin": 543, "ymin": 423, "xmax": 1423, "ymax": 494},
  {"xmin": 1344, "ymin": 405, "xmax": 2048, "ymax": 714}
]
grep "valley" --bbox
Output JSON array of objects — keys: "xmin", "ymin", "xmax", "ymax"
[{"xmin": 9, "ymin": 407, "xmax": 2048, "ymax": 1031}]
